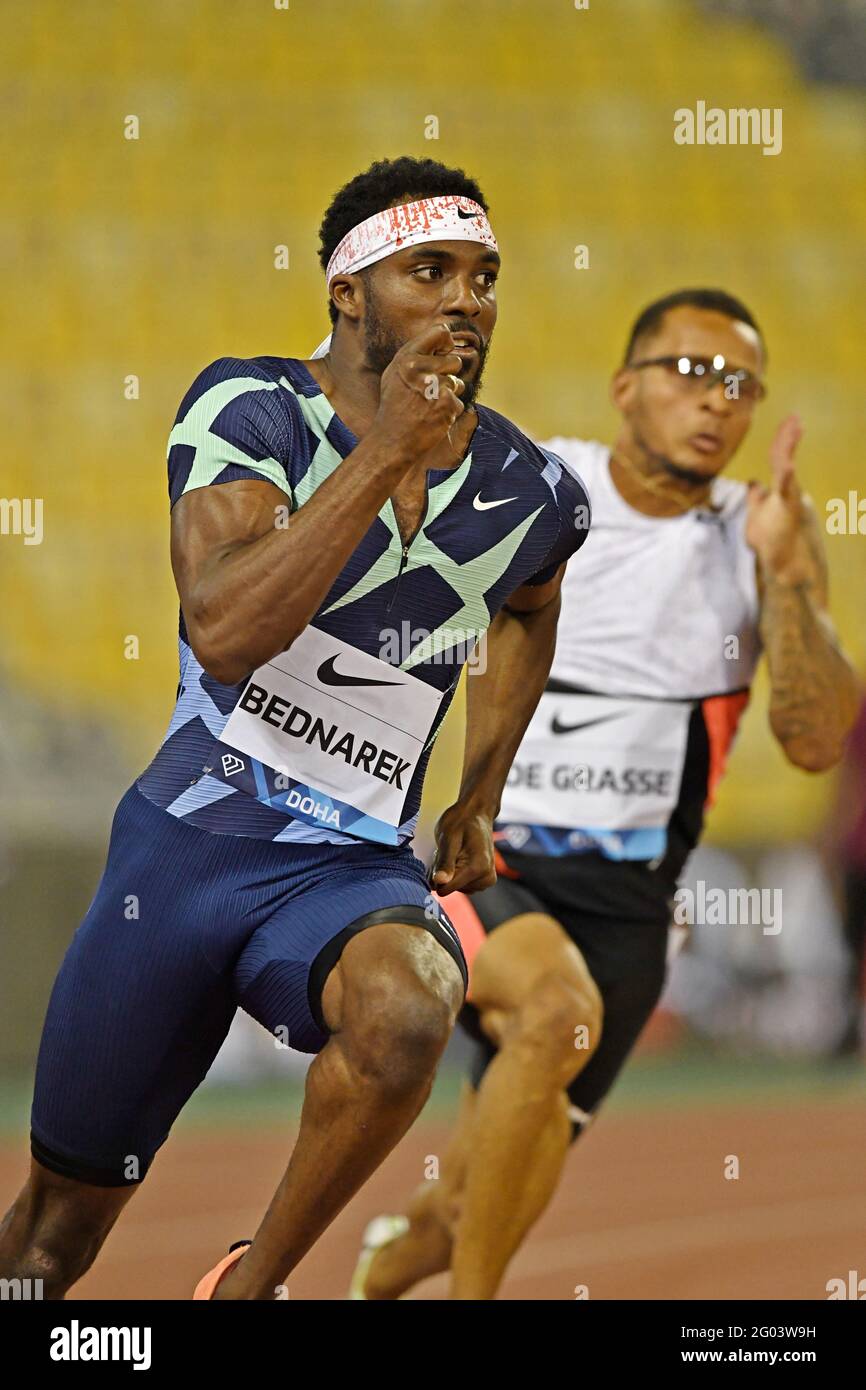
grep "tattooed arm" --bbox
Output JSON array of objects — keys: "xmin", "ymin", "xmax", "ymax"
[{"xmin": 749, "ymin": 416, "xmax": 860, "ymax": 772}]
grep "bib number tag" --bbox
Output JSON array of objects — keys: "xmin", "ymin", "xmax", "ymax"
[
  {"xmin": 219, "ymin": 626, "xmax": 441, "ymax": 836},
  {"xmin": 500, "ymin": 691, "xmax": 693, "ymax": 836}
]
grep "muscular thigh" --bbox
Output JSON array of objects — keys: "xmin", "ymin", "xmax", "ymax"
[
  {"xmin": 455, "ymin": 859, "xmax": 671, "ymax": 1131},
  {"xmin": 469, "ymin": 912, "xmax": 596, "ymax": 1019},
  {"xmin": 236, "ymin": 855, "xmax": 467, "ymax": 1054},
  {"xmin": 320, "ymin": 921, "xmax": 465, "ymax": 1036}
]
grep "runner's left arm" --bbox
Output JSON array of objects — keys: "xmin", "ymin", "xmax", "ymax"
[
  {"xmin": 431, "ymin": 572, "xmax": 566, "ymax": 896},
  {"xmin": 432, "ymin": 456, "xmax": 591, "ymax": 895}
]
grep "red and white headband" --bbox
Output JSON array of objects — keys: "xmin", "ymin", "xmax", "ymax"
[
  {"xmin": 325, "ymin": 194, "xmax": 497, "ymax": 284},
  {"xmin": 311, "ymin": 194, "xmax": 497, "ymax": 358}
]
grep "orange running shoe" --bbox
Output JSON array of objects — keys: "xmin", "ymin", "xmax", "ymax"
[{"xmin": 193, "ymin": 1239, "xmax": 252, "ymax": 1300}]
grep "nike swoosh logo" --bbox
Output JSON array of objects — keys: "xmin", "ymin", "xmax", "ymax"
[
  {"xmin": 550, "ymin": 712, "xmax": 628, "ymax": 736},
  {"xmin": 317, "ymin": 656, "xmax": 402, "ymax": 688},
  {"xmin": 473, "ymin": 493, "xmax": 518, "ymax": 511},
  {"xmin": 456, "ymin": 207, "xmax": 477, "ymax": 219}
]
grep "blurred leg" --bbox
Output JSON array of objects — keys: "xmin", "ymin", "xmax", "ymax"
[
  {"xmin": 362, "ymin": 1082, "xmax": 478, "ymax": 1299},
  {"xmin": 364, "ymin": 912, "xmax": 602, "ymax": 1301},
  {"xmin": 449, "ymin": 913, "xmax": 602, "ymax": 1299}
]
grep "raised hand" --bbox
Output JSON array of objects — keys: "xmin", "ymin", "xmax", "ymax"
[
  {"xmin": 745, "ymin": 413, "xmax": 819, "ymax": 587},
  {"xmin": 371, "ymin": 322, "xmax": 466, "ymax": 462}
]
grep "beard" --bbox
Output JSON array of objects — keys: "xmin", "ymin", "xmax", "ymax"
[
  {"xmin": 633, "ymin": 421, "xmax": 720, "ymax": 488},
  {"xmin": 658, "ymin": 457, "xmax": 714, "ymax": 486},
  {"xmin": 362, "ymin": 281, "xmax": 488, "ymax": 408}
]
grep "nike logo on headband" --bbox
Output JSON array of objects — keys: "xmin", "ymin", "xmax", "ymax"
[{"xmin": 325, "ymin": 195, "xmax": 498, "ymax": 285}]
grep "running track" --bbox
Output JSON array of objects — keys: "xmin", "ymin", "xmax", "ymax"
[{"xmin": 2, "ymin": 1098, "xmax": 863, "ymax": 1300}]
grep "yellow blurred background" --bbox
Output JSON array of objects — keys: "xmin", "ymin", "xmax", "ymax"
[
  {"xmin": 4, "ymin": 0, "xmax": 865, "ymax": 854},
  {"xmin": 3, "ymin": 6, "xmax": 865, "ymax": 1301}
]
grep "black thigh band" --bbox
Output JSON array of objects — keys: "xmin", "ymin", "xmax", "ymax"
[
  {"xmin": 30, "ymin": 1132, "xmax": 147, "ymax": 1188},
  {"xmin": 307, "ymin": 904, "xmax": 469, "ymax": 1034}
]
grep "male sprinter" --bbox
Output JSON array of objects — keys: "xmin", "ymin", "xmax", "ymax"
[
  {"xmin": 354, "ymin": 288, "xmax": 860, "ymax": 1300},
  {"xmin": 0, "ymin": 157, "xmax": 590, "ymax": 1300}
]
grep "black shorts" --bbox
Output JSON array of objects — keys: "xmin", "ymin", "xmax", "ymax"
[{"xmin": 450, "ymin": 851, "xmax": 671, "ymax": 1141}]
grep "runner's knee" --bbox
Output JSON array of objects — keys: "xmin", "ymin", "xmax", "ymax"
[
  {"xmin": 343, "ymin": 953, "xmax": 457, "ymax": 1098},
  {"xmin": 511, "ymin": 971, "xmax": 604, "ymax": 1080}
]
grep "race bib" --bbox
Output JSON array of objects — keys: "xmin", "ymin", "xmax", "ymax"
[
  {"xmin": 217, "ymin": 626, "xmax": 442, "ymax": 842},
  {"xmin": 498, "ymin": 691, "xmax": 693, "ymax": 857}
]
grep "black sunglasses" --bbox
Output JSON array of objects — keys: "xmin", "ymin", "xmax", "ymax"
[{"xmin": 629, "ymin": 355, "xmax": 766, "ymax": 403}]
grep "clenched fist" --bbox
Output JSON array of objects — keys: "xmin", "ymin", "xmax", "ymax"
[{"xmin": 371, "ymin": 323, "xmax": 466, "ymax": 462}]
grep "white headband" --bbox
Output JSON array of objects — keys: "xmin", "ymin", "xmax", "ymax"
[
  {"xmin": 325, "ymin": 194, "xmax": 497, "ymax": 284},
  {"xmin": 310, "ymin": 194, "xmax": 497, "ymax": 360}
]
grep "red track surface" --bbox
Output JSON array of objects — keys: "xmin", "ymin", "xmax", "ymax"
[{"xmin": 2, "ymin": 1099, "xmax": 864, "ymax": 1300}]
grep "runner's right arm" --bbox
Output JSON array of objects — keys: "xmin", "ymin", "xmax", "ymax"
[{"xmin": 170, "ymin": 325, "xmax": 464, "ymax": 685}]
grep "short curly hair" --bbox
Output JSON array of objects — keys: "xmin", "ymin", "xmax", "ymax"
[{"xmin": 318, "ymin": 156, "xmax": 489, "ymax": 325}]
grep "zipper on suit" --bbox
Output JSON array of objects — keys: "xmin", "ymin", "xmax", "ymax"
[
  {"xmin": 386, "ymin": 470, "xmax": 431, "ymax": 614},
  {"xmin": 387, "ymin": 543, "xmax": 411, "ymax": 613}
]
